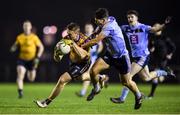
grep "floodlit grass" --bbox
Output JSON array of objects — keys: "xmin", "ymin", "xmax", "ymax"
[{"xmin": 0, "ymin": 83, "xmax": 180, "ymax": 114}]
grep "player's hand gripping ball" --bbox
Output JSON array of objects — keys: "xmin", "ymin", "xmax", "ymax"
[{"xmin": 54, "ymin": 40, "xmax": 71, "ymax": 62}]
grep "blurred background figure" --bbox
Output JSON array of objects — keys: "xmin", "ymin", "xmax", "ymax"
[
  {"xmin": 148, "ymin": 23, "xmax": 176, "ymax": 99},
  {"xmin": 75, "ymin": 22, "xmax": 108, "ymax": 97},
  {"xmin": 10, "ymin": 20, "xmax": 44, "ymax": 98}
]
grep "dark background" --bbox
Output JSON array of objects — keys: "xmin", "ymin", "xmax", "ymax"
[{"xmin": 0, "ymin": 0, "xmax": 180, "ymax": 83}]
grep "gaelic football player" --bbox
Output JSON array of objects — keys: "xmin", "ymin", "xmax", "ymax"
[{"xmin": 10, "ymin": 20, "xmax": 44, "ymax": 98}]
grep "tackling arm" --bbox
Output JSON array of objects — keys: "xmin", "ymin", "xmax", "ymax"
[
  {"xmin": 71, "ymin": 41, "xmax": 89, "ymax": 60},
  {"xmin": 81, "ymin": 32, "xmax": 106, "ymax": 49},
  {"xmin": 150, "ymin": 16, "xmax": 172, "ymax": 33}
]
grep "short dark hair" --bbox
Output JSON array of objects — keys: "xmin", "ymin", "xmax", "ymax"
[
  {"xmin": 67, "ymin": 23, "xmax": 80, "ymax": 31},
  {"xmin": 126, "ymin": 10, "xmax": 139, "ymax": 17},
  {"xmin": 95, "ymin": 8, "xmax": 109, "ymax": 19},
  {"xmin": 23, "ymin": 20, "xmax": 31, "ymax": 24}
]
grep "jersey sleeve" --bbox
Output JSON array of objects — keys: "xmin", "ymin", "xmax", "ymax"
[
  {"xmin": 34, "ymin": 35, "xmax": 42, "ymax": 46},
  {"xmin": 120, "ymin": 25, "xmax": 126, "ymax": 32},
  {"xmin": 15, "ymin": 36, "xmax": 20, "ymax": 45},
  {"xmin": 144, "ymin": 25, "xmax": 152, "ymax": 33}
]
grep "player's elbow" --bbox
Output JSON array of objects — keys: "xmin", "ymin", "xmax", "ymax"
[{"xmin": 39, "ymin": 44, "xmax": 44, "ymax": 54}]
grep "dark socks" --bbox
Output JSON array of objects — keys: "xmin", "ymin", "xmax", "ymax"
[
  {"xmin": 45, "ymin": 99, "xmax": 52, "ymax": 105},
  {"xmin": 149, "ymin": 83, "xmax": 158, "ymax": 97},
  {"xmin": 18, "ymin": 89, "xmax": 23, "ymax": 98}
]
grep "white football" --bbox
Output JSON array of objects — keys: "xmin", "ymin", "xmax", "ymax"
[{"xmin": 56, "ymin": 40, "xmax": 71, "ymax": 55}]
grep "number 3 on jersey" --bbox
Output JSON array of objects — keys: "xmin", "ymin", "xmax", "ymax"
[{"xmin": 130, "ymin": 35, "xmax": 138, "ymax": 44}]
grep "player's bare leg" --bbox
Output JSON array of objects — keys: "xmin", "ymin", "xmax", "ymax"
[
  {"xmin": 16, "ymin": 65, "xmax": 26, "ymax": 98},
  {"xmin": 76, "ymin": 81, "xmax": 91, "ymax": 97},
  {"xmin": 138, "ymin": 65, "xmax": 157, "ymax": 82},
  {"xmin": 87, "ymin": 58, "xmax": 109, "ymax": 101},
  {"xmin": 110, "ymin": 62, "xmax": 143, "ymax": 109},
  {"xmin": 27, "ymin": 70, "xmax": 36, "ymax": 82},
  {"xmin": 111, "ymin": 63, "xmax": 169, "ymax": 106},
  {"xmin": 80, "ymin": 71, "xmax": 91, "ymax": 96},
  {"xmin": 35, "ymin": 72, "xmax": 72, "ymax": 108},
  {"xmin": 110, "ymin": 62, "xmax": 142, "ymax": 104},
  {"xmin": 148, "ymin": 77, "xmax": 159, "ymax": 98},
  {"xmin": 120, "ymin": 72, "xmax": 143, "ymax": 109},
  {"xmin": 76, "ymin": 69, "xmax": 108, "ymax": 97},
  {"xmin": 75, "ymin": 71, "xmax": 91, "ymax": 97}
]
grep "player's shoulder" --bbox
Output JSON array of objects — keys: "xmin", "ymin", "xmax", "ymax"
[
  {"xmin": 121, "ymin": 25, "xmax": 130, "ymax": 31},
  {"xmin": 104, "ymin": 16, "xmax": 117, "ymax": 28},
  {"xmin": 17, "ymin": 33, "xmax": 24, "ymax": 38},
  {"xmin": 16, "ymin": 33, "xmax": 25, "ymax": 41},
  {"xmin": 121, "ymin": 25, "xmax": 129, "ymax": 28},
  {"xmin": 31, "ymin": 33, "xmax": 39, "ymax": 38},
  {"xmin": 138, "ymin": 23, "xmax": 151, "ymax": 28}
]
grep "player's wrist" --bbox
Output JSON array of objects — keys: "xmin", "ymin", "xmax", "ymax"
[
  {"xmin": 34, "ymin": 56, "xmax": 40, "ymax": 63},
  {"xmin": 35, "ymin": 56, "xmax": 40, "ymax": 59}
]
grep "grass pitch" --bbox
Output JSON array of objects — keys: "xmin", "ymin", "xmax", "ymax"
[{"xmin": 0, "ymin": 83, "xmax": 180, "ymax": 114}]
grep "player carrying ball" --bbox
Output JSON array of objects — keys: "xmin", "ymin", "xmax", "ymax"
[{"xmin": 34, "ymin": 23, "xmax": 107, "ymax": 108}]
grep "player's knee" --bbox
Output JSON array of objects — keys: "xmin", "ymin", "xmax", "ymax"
[
  {"xmin": 27, "ymin": 71, "xmax": 36, "ymax": 82},
  {"xmin": 17, "ymin": 76, "xmax": 23, "ymax": 82},
  {"xmin": 122, "ymin": 81, "xmax": 130, "ymax": 87},
  {"xmin": 59, "ymin": 74, "xmax": 71, "ymax": 84},
  {"xmin": 28, "ymin": 76, "xmax": 35, "ymax": 82},
  {"xmin": 121, "ymin": 78, "xmax": 131, "ymax": 87},
  {"xmin": 17, "ymin": 72, "xmax": 25, "ymax": 81},
  {"xmin": 17, "ymin": 66, "xmax": 25, "ymax": 74},
  {"xmin": 59, "ymin": 77, "xmax": 66, "ymax": 84}
]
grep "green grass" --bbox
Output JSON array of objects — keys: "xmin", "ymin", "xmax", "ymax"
[{"xmin": 0, "ymin": 83, "xmax": 180, "ymax": 114}]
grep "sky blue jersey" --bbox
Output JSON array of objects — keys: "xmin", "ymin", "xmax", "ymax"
[
  {"xmin": 101, "ymin": 16, "xmax": 128, "ymax": 58},
  {"xmin": 121, "ymin": 23, "xmax": 151, "ymax": 57}
]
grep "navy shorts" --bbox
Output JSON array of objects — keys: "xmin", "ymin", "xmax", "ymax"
[
  {"xmin": 132, "ymin": 55, "xmax": 150, "ymax": 68},
  {"xmin": 68, "ymin": 60, "xmax": 91, "ymax": 80},
  {"xmin": 17, "ymin": 59, "xmax": 35, "ymax": 70},
  {"xmin": 103, "ymin": 54, "xmax": 131, "ymax": 75}
]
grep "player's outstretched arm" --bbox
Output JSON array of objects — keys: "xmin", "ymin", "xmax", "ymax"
[
  {"xmin": 150, "ymin": 16, "xmax": 172, "ymax": 33},
  {"xmin": 81, "ymin": 32, "xmax": 106, "ymax": 49}
]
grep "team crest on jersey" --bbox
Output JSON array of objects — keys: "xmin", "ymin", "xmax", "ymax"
[{"xmin": 130, "ymin": 35, "xmax": 138, "ymax": 44}]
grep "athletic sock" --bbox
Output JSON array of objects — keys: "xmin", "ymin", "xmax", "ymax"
[
  {"xmin": 94, "ymin": 84, "xmax": 100, "ymax": 92},
  {"xmin": 18, "ymin": 89, "xmax": 23, "ymax": 98},
  {"xmin": 149, "ymin": 79, "xmax": 158, "ymax": 97},
  {"xmin": 120, "ymin": 87, "xmax": 129, "ymax": 101},
  {"xmin": 156, "ymin": 70, "xmax": 167, "ymax": 77},
  {"xmin": 45, "ymin": 99, "xmax": 52, "ymax": 105},
  {"xmin": 80, "ymin": 89, "xmax": 86, "ymax": 96},
  {"xmin": 136, "ymin": 92, "xmax": 142, "ymax": 99}
]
